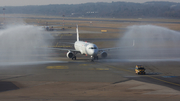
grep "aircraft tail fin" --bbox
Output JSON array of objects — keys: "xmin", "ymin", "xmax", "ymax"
[{"xmin": 76, "ymin": 25, "xmax": 79, "ymax": 41}]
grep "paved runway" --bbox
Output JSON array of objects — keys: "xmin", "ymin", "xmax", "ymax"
[
  {"xmin": 0, "ymin": 28, "xmax": 180, "ymax": 100},
  {"xmin": 0, "ymin": 48, "xmax": 180, "ymax": 101}
]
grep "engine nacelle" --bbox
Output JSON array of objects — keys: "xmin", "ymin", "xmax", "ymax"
[
  {"xmin": 101, "ymin": 51, "xmax": 107, "ymax": 58},
  {"xmin": 67, "ymin": 51, "xmax": 74, "ymax": 58}
]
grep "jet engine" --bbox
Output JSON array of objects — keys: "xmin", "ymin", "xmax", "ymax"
[
  {"xmin": 101, "ymin": 51, "xmax": 107, "ymax": 58},
  {"xmin": 67, "ymin": 51, "xmax": 74, "ymax": 58}
]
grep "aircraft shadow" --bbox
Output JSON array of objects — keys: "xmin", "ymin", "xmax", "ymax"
[{"xmin": 0, "ymin": 81, "xmax": 19, "ymax": 92}]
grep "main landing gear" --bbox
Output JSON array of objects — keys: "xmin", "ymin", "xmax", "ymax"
[
  {"xmin": 71, "ymin": 55, "xmax": 98, "ymax": 62},
  {"xmin": 72, "ymin": 56, "xmax": 76, "ymax": 60}
]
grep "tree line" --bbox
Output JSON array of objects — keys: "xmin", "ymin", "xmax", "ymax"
[{"xmin": 1, "ymin": 1, "xmax": 180, "ymax": 18}]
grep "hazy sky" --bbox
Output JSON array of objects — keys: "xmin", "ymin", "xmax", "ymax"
[{"xmin": 0, "ymin": 0, "xmax": 180, "ymax": 6}]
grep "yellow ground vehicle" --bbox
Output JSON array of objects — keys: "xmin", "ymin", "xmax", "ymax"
[{"xmin": 135, "ymin": 65, "xmax": 146, "ymax": 75}]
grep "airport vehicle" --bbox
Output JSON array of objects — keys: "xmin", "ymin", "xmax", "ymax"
[
  {"xmin": 135, "ymin": 65, "xmax": 146, "ymax": 75},
  {"xmin": 55, "ymin": 25, "xmax": 134, "ymax": 61}
]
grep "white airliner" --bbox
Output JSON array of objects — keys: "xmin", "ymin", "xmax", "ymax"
[{"xmin": 56, "ymin": 25, "xmax": 134, "ymax": 61}]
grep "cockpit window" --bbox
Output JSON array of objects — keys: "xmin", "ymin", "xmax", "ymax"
[{"xmin": 89, "ymin": 47, "xmax": 97, "ymax": 49}]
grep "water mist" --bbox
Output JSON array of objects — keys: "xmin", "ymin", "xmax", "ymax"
[
  {"xmin": 117, "ymin": 25, "xmax": 180, "ymax": 60},
  {"xmin": 0, "ymin": 24, "xmax": 54, "ymax": 64}
]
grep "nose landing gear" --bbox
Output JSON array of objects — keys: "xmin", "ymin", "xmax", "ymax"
[{"xmin": 91, "ymin": 56, "xmax": 98, "ymax": 62}]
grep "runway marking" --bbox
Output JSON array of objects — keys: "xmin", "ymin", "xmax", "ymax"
[
  {"xmin": 162, "ymin": 76, "xmax": 177, "ymax": 78},
  {"xmin": 46, "ymin": 66, "xmax": 69, "ymax": 69},
  {"xmin": 107, "ymin": 65, "xmax": 180, "ymax": 87},
  {"xmin": 146, "ymin": 76, "xmax": 180, "ymax": 87},
  {"xmin": 79, "ymin": 64, "xmax": 91, "ymax": 66}
]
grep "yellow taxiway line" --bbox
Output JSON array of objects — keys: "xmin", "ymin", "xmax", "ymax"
[{"xmin": 47, "ymin": 66, "xmax": 69, "ymax": 69}]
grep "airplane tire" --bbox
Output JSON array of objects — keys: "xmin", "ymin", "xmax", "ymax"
[
  {"xmin": 96, "ymin": 56, "xmax": 98, "ymax": 60},
  {"xmin": 72, "ymin": 56, "xmax": 76, "ymax": 60},
  {"xmin": 91, "ymin": 56, "xmax": 94, "ymax": 62}
]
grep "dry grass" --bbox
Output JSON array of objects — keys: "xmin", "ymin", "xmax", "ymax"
[
  {"xmin": 1, "ymin": 14, "xmax": 180, "ymax": 40},
  {"xmin": 21, "ymin": 14, "xmax": 180, "ymax": 31},
  {"xmin": 1, "ymin": 14, "xmax": 180, "ymax": 48},
  {"xmin": 94, "ymin": 41, "xmax": 119, "ymax": 48},
  {"xmin": 80, "ymin": 33, "xmax": 122, "ymax": 39}
]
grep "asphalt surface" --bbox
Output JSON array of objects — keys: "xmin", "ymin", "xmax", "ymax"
[
  {"xmin": 0, "ymin": 29, "xmax": 180, "ymax": 101},
  {"xmin": 0, "ymin": 48, "xmax": 180, "ymax": 101}
]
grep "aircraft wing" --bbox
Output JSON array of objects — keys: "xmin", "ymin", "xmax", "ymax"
[
  {"xmin": 50, "ymin": 47, "xmax": 80, "ymax": 53},
  {"xmin": 56, "ymin": 42, "xmax": 74, "ymax": 44},
  {"xmin": 98, "ymin": 47, "xmax": 126, "ymax": 52}
]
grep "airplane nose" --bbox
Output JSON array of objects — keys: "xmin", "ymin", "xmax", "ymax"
[
  {"xmin": 88, "ymin": 49, "xmax": 97, "ymax": 56},
  {"xmin": 92, "ymin": 49, "xmax": 98, "ymax": 55},
  {"xmin": 90, "ymin": 50, "xmax": 95, "ymax": 55}
]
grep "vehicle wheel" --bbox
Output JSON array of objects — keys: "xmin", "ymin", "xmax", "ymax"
[{"xmin": 74, "ymin": 56, "xmax": 76, "ymax": 60}]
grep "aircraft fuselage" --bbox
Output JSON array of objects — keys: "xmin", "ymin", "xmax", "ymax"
[{"xmin": 74, "ymin": 41, "xmax": 98, "ymax": 56}]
